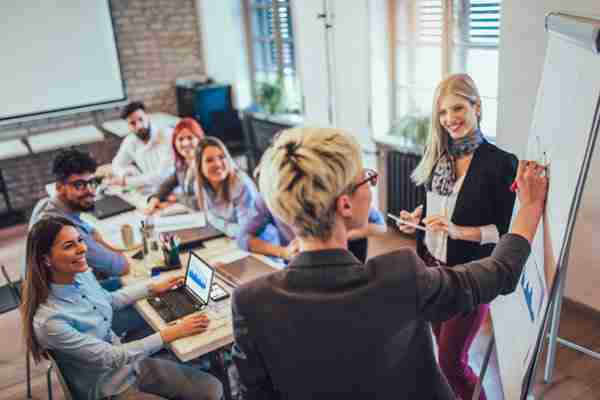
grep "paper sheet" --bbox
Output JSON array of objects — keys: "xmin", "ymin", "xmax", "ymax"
[{"xmin": 153, "ymin": 212, "xmax": 207, "ymax": 232}]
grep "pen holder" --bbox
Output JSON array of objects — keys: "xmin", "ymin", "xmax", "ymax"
[{"xmin": 162, "ymin": 246, "xmax": 181, "ymax": 268}]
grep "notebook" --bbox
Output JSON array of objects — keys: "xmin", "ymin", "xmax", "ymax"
[
  {"xmin": 160, "ymin": 224, "xmax": 225, "ymax": 251},
  {"xmin": 92, "ymin": 195, "xmax": 136, "ymax": 220},
  {"xmin": 214, "ymin": 256, "xmax": 278, "ymax": 287}
]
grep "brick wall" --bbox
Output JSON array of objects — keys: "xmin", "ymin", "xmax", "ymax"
[{"xmin": 0, "ymin": 0, "xmax": 205, "ymax": 214}]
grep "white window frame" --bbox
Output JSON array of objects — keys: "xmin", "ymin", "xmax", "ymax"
[
  {"xmin": 242, "ymin": 0, "xmax": 300, "ymax": 112},
  {"xmin": 390, "ymin": 0, "xmax": 501, "ymax": 138}
]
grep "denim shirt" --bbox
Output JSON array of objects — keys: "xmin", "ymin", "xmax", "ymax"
[
  {"xmin": 27, "ymin": 196, "xmax": 128, "ymax": 278},
  {"xmin": 201, "ymin": 173, "xmax": 259, "ymax": 239},
  {"xmin": 33, "ymin": 270, "xmax": 163, "ymax": 399}
]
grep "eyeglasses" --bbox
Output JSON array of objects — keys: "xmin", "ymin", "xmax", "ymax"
[
  {"xmin": 65, "ymin": 177, "xmax": 102, "ymax": 190},
  {"xmin": 350, "ymin": 169, "xmax": 378, "ymax": 193}
]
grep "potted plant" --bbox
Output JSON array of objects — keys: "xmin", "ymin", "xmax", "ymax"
[
  {"xmin": 257, "ymin": 78, "xmax": 284, "ymax": 115},
  {"xmin": 388, "ymin": 113, "xmax": 431, "ymax": 151}
]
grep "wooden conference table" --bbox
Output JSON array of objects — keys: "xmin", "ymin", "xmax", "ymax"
[{"xmin": 82, "ymin": 185, "xmax": 281, "ymax": 363}]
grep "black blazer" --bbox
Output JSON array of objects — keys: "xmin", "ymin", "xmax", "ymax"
[
  {"xmin": 231, "ymin": 234, "xmax": 530, "ymax": 400},
  {"xmin": 417, "ymin": 141, "xmax": 518, "ymax": 266}
]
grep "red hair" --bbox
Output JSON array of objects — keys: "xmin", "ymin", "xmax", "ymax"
[{"xmin": 171, "ymin": 118, "xmax": 205, "ymax": 169}]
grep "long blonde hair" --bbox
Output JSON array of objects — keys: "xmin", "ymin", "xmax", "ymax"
[
  {"xmin": 411, "ymin": 73, "xmax": 482, "ymax": 186},
  {"xmin": 21, "ymin": 217, "xmax": 75, "ymax": 363}
]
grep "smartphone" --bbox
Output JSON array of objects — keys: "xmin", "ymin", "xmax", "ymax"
[{"xmin": 210, "ymin": 283, "xmax": 230, "ymax": 302}]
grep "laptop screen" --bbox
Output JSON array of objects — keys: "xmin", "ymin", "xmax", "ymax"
[{"xmin": 185, "ymin": 252, "xmax": 214, "ymax": 304}]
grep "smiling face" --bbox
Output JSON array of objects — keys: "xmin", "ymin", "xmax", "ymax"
[
  {"xmin": 174, "ymin": 129, "xmax": 200, "ymax": 161},
  {"xmin": 200, "ymin": 145, "xmax": 230, "ymax": 188},
  {"xmin": 438, "ymin": 93, "xmax": 480, "ymax": 140},
  {"xmin": 56, "ymin": 173, "xmax": 97, "ymax": 212},
  {"xmin": 46, "ymin": 226, "xmax": 88, "ymax": 276}
]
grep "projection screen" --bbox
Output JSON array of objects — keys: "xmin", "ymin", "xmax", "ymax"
[{"xmin": 0, "ymin": 0, "xmax": 126, "ymax": 125}]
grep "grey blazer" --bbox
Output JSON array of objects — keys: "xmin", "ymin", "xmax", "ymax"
[{"xmin": 231, "ymin": 233, "xmax": 531, "ymax": 400}]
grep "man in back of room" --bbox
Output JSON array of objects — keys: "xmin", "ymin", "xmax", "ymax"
[{"xmin": 109, "ymin": 101, "xmax": 174, "ymax": 190}]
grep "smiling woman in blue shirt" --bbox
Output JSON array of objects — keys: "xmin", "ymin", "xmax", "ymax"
[{"xmin": 21, "ymin": 217, "xmax": 222, "ymax": 400}]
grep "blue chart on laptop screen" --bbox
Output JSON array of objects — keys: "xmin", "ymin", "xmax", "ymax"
[{"xmin": 186, "ymin": 255, "xmax": 213, "ymax": 302}]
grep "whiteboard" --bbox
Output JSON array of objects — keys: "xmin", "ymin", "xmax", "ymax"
[
  {"xmin": 0, "ymin": 0, "xmax": 125, "ymax": 124},
  {"xmin": 491, "ymin": 14, "xmax": 600, "ymax": 400}
]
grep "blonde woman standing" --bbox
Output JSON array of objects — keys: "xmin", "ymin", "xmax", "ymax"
[{"xmin": 398, "ymin": 73, "xmax": 517, "ymax": 400}]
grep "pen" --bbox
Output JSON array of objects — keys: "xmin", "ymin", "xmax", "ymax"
[{"xmin": 387, "ymin": 213, "xmax": 427, "ymax": 232}]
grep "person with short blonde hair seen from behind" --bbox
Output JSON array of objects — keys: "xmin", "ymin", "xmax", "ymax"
[{"xmin": 231, "ymin": 126, "xmax": 547, "ymax": 399}]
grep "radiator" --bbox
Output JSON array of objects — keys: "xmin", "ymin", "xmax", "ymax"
[{"xmin": 386, "ymin": 151, "xmax": 425, "ymax": 216}]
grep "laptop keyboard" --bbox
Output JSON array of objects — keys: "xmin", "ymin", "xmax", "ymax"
[
  {"xmin": 148, "ymin": 290, "xmax": 229, "ymax": 326},
  {"xmin": 148, "ymin": 290, "xmax": 204, "ymax": 323}
]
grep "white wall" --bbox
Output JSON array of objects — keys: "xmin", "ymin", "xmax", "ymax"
[
  {"xmin": 196, "ymin": 0, "xmax": 252, "ymax": 109},
  {"xmin": 498, "ymin": 0, "xmax": 600, "ymax": 309},
  {"xmin": 293, "ymin": 0, "xmax": 387, "ymax": 151},
  {"xmin": 292, "ymin": 0, "xmax": 332, "ymax": 127}
]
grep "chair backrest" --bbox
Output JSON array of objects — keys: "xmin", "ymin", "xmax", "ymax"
[
  {"xmin": 0, "ymin": 265, "xmax": 21, "ymax": 313},
  {"xmin": 209, "ymin": 109, "xmax": 245, "ymax": 145},
  {"xmin": 242, "ymin": 113, "xmax": 293, "ymax": 172},
  {"xmin": 46, "ymin": 351, "xmax": 74, "ymax": 400}
]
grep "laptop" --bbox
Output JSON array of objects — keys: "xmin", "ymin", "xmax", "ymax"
[
  {"xmin": 161, "ymin": 223, "xmax": 226, "ymax": 251},
  {"xmin": 147, "ymin": 251, "xmax": 216, "ymax": 323},
  {"xmin": 214, "ymin": 256, "xmax": 278, "ymax": 287},
  {"xmin": 92, "ymin": 195, "xmax": 136, "ymax": 220}
]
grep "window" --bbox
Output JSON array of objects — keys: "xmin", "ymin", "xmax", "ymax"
[
  {"xmin": 244, "ymin": 0, "xmax": 302, "ymax": 113},
  {"xmin": 393, "ymin": 0, "xmax": 501, "ymax": 138}
]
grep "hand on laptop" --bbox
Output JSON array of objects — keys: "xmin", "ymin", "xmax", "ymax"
[
  {"xmin": 160, "ymin": 313, "xmax": 211, "ymax": 343},
  {"xmin": 150, "ymin": 275, "xmax": 185, "ymax": 295}
]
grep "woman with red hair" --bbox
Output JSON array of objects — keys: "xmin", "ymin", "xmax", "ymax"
[{"xmin": 145, "ymin": 118, "xmax": 204, "ymax": 213}]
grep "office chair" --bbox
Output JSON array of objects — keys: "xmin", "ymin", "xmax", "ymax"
[
  {"xmin": 46, "ymin": 351, "xmax": 74, "ymax": 400},
  {"xmin": 209, "ymin": 110, "xmax": 248, "ymax": 158},
  {"xmin": 0, "ymin": 265, "xmax": 32, "ymax": 399},
  {"xmin": 242, "ymin": 113, "xmax": 292, "ymax": 173}
]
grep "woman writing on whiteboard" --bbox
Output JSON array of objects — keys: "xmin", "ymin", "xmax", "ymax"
[{"xmin": 398, "ymin": 73, "xmax": 517, "ymax": 400}]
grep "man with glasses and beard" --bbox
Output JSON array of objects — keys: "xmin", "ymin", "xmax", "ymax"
[
  {"xmin": 108, "ymin": 101, "xmax": 174, "ymax": 190},
  {"xmin": 27, "ymin": 149, "xmax": 130, "ymax": 279}
]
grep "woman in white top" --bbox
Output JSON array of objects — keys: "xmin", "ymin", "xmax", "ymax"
[
  {"xmin": 398, "ymin": 73, "xmax": 517, "ymax": 400},
  {"xmin": 194, "ymin": 136, "xmax": 259, "ymax": 238}
]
